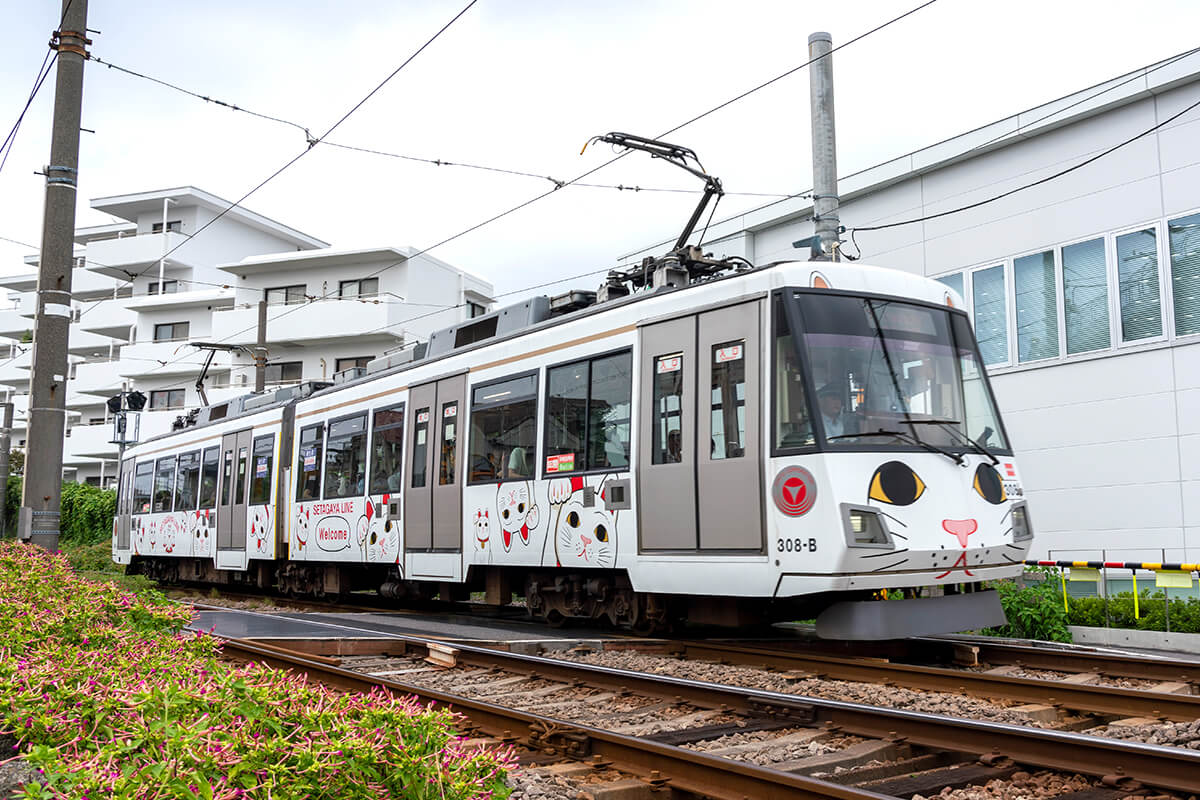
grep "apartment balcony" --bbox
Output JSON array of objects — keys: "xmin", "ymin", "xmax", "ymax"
[
  {"xmin": 116, "ymin": 340, "xmax": 233, "ymax": 379},
  {"xmin": 72, "ymin": 359, "xmax": 124, "ymax": 396},
  {"xmin": 66, "ymin": 420, "xmax": 118, "ymax": 460},
  {"xmin": 125, "ymin": 287, "xmax": 235, "ymax": 313},
  {"xmin": 84, "ymin": 231, "xmax": 201, "ymax": 279},
  {"xmin": 211, "ymin": 299, "xmax": 407, "ymax": 347},
  {"xmin": 0, "ymin": 309, "xmax": 32, "ymax": 340},
  {"xmin": 68, "ymin": 326, "xmax": 119, "ymax": 357},
  {"xmin": 77, "ymin": 297, "xmax": 136, "ymax": 340},
  {"xmin": 0, "ymin": 350, "xmax": 32, "ymax": 388}
]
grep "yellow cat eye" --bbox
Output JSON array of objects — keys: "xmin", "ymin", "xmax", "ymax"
[
  {"xmin": 594, "ymin": 524, "xmax": 609, "ymax": 542},
  {"xmin": 566, "ymin": 511, "xmax": 580, "ymax": 528},
  {"xmin": 973, "ymin": 464, "xmax": 1007, "ymax": 505},
  {"xmin": 868, "ymin": 461, "xmax": 926, "ymax": 506}
]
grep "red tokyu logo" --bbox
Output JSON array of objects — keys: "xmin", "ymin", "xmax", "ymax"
[{"xmin": 772, "ymin": 466, "xmax": 817, "ymax": 517}]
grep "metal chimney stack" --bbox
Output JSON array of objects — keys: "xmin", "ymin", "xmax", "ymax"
[{"xmin": 808, "ymin": 31, "xmax": 839, "ymax": 261}]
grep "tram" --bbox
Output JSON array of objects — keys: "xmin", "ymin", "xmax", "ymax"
[{"xmin": 112, "ymin": 249, "xmax": 1032, "ymax": 638}]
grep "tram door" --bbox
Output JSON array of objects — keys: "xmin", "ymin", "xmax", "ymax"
[
  {"xmin": 638, "ymin": 300, "xmax": 763, "ymax": 551},
  {"xmin": 216, "ymin": 429, "xmax": 253, "ymax": 551},
  {"xmin": 116, "ymin": 458, "xmax": 135, "ymax": 549},
  {"xmin": 405, "ymin": 374, "xmax": 466, "ymax": 552}
]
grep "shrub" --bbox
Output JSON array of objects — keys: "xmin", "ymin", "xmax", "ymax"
[
  {"xmin": 0, "ymin": 543, "xmax": 514, "ymax": 799},
  {"xmin": 986, "ymin": 567, "xmax": 1072, "ymax": 643},
  {"xmin": 2, "ymin": 479, "xmax": 115, "ymax": 543}
]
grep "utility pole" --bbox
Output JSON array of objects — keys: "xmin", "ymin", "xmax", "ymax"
[
  {"xmin": 808, "ymin": 31, "xmax": 840, "ymax": 261},
  {"xmin": 0, "ymin": 402, "xmax": 13, "ymax": 537},
  {"xmin": 254, "ymin": 300, "xmax": 267, "ymax": 392},
  {"xmin": 20, "ymin": 0, "xmax": 90, "ymax": 552}
]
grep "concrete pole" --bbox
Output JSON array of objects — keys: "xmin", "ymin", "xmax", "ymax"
[
  {"xmin": 808, "ymin": 31, "xmax": 840, "ymax": 262},
  {"xmin": 20, "ymin": 0, "xmax": 89, "ymax": 551},
  {"xmin": 0, "ymin": 403, "xmax": 13, "ymax": 537},
  {"xmin": 254, "ymin": 299, "xmax": 267, "ymax": 392}
]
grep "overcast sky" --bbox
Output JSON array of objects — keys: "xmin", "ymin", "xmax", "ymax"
[{"xmin": 3, "ymin": 0, "xmax": 1200, "ymax": 300}]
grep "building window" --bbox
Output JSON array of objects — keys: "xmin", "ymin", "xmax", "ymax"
[
  {"xmin": 545, "ymin": 351, "xmax": 632, "ymax": 474},
  {"xmin": 1013, "ymin": 250, "xmax": 1058, "ymax": 362},
  {"xmin": 339, "ymin": 278, "xmax": 379, "ymax": 299},
  {"xmin": 153, "ymin": 321, "xmax": 189, "ymax": 342},
  {"xmin": 324, "ymin": 415, "xmax": 367, "ymax": 499},
  {"xmin": 132, "ymin": 461, "xmax": 154, "ymax": 514},
  {"xmin": 1168, "ymin": 212, "xmax": 1200, "ymax": 337},
  {"xmin": 936, "ymin": 272, "xmax": 964, "ymax": 304},
  {"xmin": 971, "ymin": 264, "xmax": 1008, "ymax": 365},
  {"xmin": 265, "ymin": 284, "xmax": 306, "ymax": 305},
  {"xmin": 149, "ymin": 389, "xmax": 185, "ymax": 410},
  {"xmin": 199, "ymin": 447, "xmax": 219, "ymax": 508},
  {"xmin": 468, "ymin": 374, "xmax": 537, "ymax": 483},
  {"xmin": 264, "ymin": 361, "xmax": 302, "ymax": 384},
  {"xmin": 1062, "ymin": 237, "xmax": 1110, "ymax": 354},
  {"xmin": 153, "ymin": 456, "xmax": 176, "ymax": 512},
  {"xmin": 175, "ymin": 451, "xmax": 200, "ymax": 511},
  {"xmin": 1116, "ymin": 227, "xmax": 1162, "ymax": 342},
  {"xmin": 467, "ymin": 301, "xmax": 487, "ymax": 318},
  {"xmin": 148, "ymin": 280, "xmax": 178, "ymax": 294},
  {"xmin": 369, "ymin": 405, "xmax": 405, "ymax": 494},
  {"xmin": 151, "ymin": 220, "xmax": 182, "ymax": 234},
  {"xmin": 295, "ymin": 424, "xmax": 323, "ymax": 501},
  {"xmin": 335, "ymin": 356, "xmax": 372, "ymax": 373},
  {"xmin": 250, "ymin": 434, "xmax": 274, "ymax": 505}
]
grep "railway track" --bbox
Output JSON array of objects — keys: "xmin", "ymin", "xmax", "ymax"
[{"xmin": 201, "ymin": 606, "xmax": 1200, "ymax": 797}]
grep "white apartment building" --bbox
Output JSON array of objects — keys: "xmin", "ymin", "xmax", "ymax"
[
  {"xmin": 0, "ymin": 187, "xmax": 494, "ymax": 487},
  {"xmin": 626, "ymin": 49, "xmax": 1200, "ymax": 565}
]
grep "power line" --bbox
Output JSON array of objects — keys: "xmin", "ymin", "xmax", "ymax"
[
  {"xmin": 850, "ymin": 94, "xmax": 1200, "ymax": 235},
  {"xmin": 121, "ymin": 0, "xmax": 480, "ymax": 288},
  {"xmin": 0, "ymin": 51, "xmax": 57, "ymax": 178}
]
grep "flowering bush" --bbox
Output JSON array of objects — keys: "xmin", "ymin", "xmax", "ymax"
[{"xmin": 0, "ymin": 543, "xmax": 514, "ymax": 799}]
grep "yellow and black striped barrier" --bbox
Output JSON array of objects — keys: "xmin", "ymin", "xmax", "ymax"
[{"xmin": 1022, "ymin": 560, "xmax": 1198, "ymax": 618}]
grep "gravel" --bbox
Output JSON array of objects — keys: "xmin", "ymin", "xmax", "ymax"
[
  {"xmin": 911, "ymin": 770, "xmax": 1097, "ymax": 800},
  {"xmin": 558, "ymin": 649, "xmax": 1059, "ymax": 727},
  {"xmin": 1086, "ymin": 718, "xmax": 1200, "ymax": 749},
  {"xmin": 0, "ymin": 736, "xmax": 39, "ymax": 800}
]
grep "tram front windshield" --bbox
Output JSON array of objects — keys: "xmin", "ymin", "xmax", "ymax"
[{"xmin": 786, "ymin": 292, "xmax": 1008, "ymax": 453}]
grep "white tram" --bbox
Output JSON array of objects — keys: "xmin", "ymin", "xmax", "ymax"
[{"xmin": 112, "ymin": 256, "xmax": 1033, "ymax": 638}]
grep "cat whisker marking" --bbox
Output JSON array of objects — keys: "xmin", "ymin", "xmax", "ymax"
[
  {"xmin": 871, "ymin": 559, "xmax": 910, "ymax": 572},
  {"xmin": 876, "ymin": 510, "xmax": 908, "ymax": 528},
  {"xmin": 888, "ymin": 531, "xmax": 908, "ymax": 541},
  {"xmin": 859, "ymin": 548, "xmax": 909, "ymax": 559}
]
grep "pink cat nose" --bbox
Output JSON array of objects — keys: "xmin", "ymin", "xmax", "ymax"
[
  {"xmin": 579, "ymin": 534, "xmax": 592, "ymax": 546},
  {"xmin": 942, "ymin": 518, "xmax": 978, "ymax": 548}
]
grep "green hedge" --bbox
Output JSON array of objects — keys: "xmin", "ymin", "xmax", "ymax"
[
  {"xmin": 1067, "ymin": 591, "xmax": 1200, "ymax": 633},
  {"xmin": 3, "ymin": 478, "xmax": 114, "ymax": 544}
]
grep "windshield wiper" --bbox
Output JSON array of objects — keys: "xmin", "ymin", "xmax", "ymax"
[
  {"xmin": 906, "ymin": 419, "xmax": 1000, "ymax": 465},
  {"xmin": 827, "ymin": 428, "xmax": 964, "ymax": 465}
]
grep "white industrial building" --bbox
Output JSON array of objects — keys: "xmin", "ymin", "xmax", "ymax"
[
  {"xmin": 625, "ymin": 48, "xmax": 1200, "ymax": 564},
  {"xmin": 0, "ymin": 186, "xmax": 494, "ymax": 487}
]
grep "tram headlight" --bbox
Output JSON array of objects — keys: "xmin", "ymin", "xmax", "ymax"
[
  {"xmin": 841, "ymin": 504, "xmax": 891, "ymax": 547},
  {"xmin": 1011, "ymin": 503, "xmax": 1033, "ymax": 542}
]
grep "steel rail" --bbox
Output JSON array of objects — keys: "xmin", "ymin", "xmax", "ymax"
[
  {"xmin": 219, "ymin": 637, "xmax": 891, "ymax": 800},
  {"xmin": 200, "ymin": 604, "xmax": 1200, "ymax": 793},
  {"xmin": 665, "ymin": 640, "xmax": 1200, "ymax": 721}
]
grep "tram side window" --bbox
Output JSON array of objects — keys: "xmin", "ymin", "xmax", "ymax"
[
  {"xmin": 250, "ymin": 434, "xmax": 274, "ymax": 505},
  {"xmin": 199, "ymin": 447, "xmax": 219, "ymax": 508},
  {"xmin": 324, "ymin": 415, "xmax": 367, "ymax": 499},
  {"xmin": 235, "ymin": 447, "xmax": 249, "ymax": 504},
  {"xmin": 710, "ymin": 341, "xmax": 746, "ymax": 459},
  {"xmin": 773, "ymin": 295, "xmax": 815, "ymax": 450},
  {"xmin": 175, "ymin": 451, "xmax": 201, "ymax": 511},
  {"xmin": 153, "ymin": 456, "xmax": 176, "ymax": 512},
  {"xmin": 651, "ymin": 354, "xmax": 684, "ymax": 464},
  {"xmin": 545, "ymin": 351, "xmax": 632, "ymax": 474},
  {"xmin": 133, "ymin": 462, "xmax": 153, "ymax": 514},
  {"xmin": 468, "ymin": 374, "xmax": 537, "ymax": 483},
  {"xmin": 439, "ymin": 402, "xmax": 458, "ymax": 485},
  {"xmin": 370, "ymin": 405, "xmax": 405, "ymax": 494},
  {"xmin": 295, "ymin": 424, "xmax": 324, "ymax": 501},
  {"xmin": 412, "ymin": 408, "xmax": 430, "ymax": 488}
]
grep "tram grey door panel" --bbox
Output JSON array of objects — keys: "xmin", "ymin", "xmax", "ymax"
[
  {"xmin": 405, "ymin": 375, "xmax": 465, "ymax": 552},
  {"xmin": 697, "ymin": 301, "xmax": 762, "ymax": 550},
  {"xmin": 431, "ymin": 374, "xmax": 466, "ymax": 550},
  {"xmin": 638, "ymin": 316, "xmax": 698, "ymax": 550},
  {"xmin": 117, "ymin": 458, "xmax": 134, "ymax": 549},
  {"xmin": 217, "ymin": 429, "xmax": 253, "ymax": 551},
  {"xmin": 405, "ymin": 383, "xmax": 437, "ymax": 550}
]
